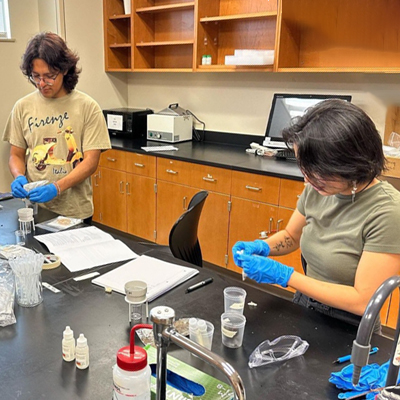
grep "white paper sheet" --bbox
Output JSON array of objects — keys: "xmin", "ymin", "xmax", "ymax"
[
  {"xmin": 35, "ymin": 226, "xmax": 138, "ymax": 272},
  {"xmin": 92, "ymin": 255, "xmax": 199, "ymax": 301}
]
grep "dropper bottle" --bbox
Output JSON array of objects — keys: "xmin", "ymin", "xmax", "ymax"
[
  {"xmin": 62, "ymin": 326, "xmax": 75, "ymax": 362},
  {"xmin": 76, "ymin": 333, "xmax": 89, "ymax": 369}
]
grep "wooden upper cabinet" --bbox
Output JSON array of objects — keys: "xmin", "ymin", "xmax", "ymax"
[
  {"xmin": 277, "ymin": 0, "xmax": 400, "ymax": 72},
  {"xmin": 133, "ymin": 0, "xmax": 196, "ymax": 71},
  {"xmin": 103, "ymin": 0, "xmax": 133, "ymax": 71},
  {"xmin": 196, "ymin": 0, "xmax": 278, "ymax": 71},
  {"xmin": 104, "ymin": 0, "xmax": 400, "ymax": 73}
]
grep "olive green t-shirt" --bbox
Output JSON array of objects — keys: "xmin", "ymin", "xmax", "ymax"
[
  {"xmin": 2, "ymin": 90, "xmax": 111, "ymax": 219},
  {"xmin": 297, "ymin": 181, "xmax": 400, "ymax": 286}
]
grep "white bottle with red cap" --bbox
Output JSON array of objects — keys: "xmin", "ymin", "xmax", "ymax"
[{"xmin": 113, "ymin": 324, "xmax": 152, "ymax": 400}]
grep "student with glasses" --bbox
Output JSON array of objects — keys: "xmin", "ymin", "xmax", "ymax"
[
  {"xmin": 2, "ymin": 32, "xmax": 111, "ymax": 223},
  {"xmin": 233, "ymin": 100, "xmax": 400, "ymax": 332}
]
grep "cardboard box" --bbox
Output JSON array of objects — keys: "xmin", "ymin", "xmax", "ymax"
[{"xmin": 145, "ymin": 345, "xmax": 234, "ymax": 399}]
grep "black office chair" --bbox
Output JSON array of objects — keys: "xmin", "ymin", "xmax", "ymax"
[{"xmin": 168, "ymin": 191, "xmax": 209, "ymax": 267}]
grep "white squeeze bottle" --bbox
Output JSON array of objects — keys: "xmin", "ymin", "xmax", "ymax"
[
  {"xmin": 113, "ymin": 324, "xmax": 152, "ymax": 400},
  {"xmin": 62, "ymin": 326, "xmax": 75, "ymax": 362},
  {"xmin": 76, "ymin": 333, "xmax": 89, "ymax": 369}
]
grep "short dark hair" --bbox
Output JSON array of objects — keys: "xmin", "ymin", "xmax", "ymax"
[
  {"xmin": 20, "ymin": 32, "xmax": 81, "ymax": 93},
  {"xmin": 282, "ymin": 99, "xmax": 387, "ymax": 184}
]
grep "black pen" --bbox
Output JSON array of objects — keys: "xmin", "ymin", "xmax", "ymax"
[{"xmin": 185, "ymin": 278, "xmax": 213, "ymax": 293}]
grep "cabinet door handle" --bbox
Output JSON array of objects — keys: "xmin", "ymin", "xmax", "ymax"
[
  {"xmin": 134, "ymin": 163, "xmax": 144, "ymax": 168},
  {"xmin": 107, "ymin": 157, "xmax": 116, "ymax": 162},
  {"xmin": 119, "ymin": 181, "xmax": 124, "ymax": 194},
  {"xmin": 94, "ymin": 174, "xmax": 99, "ymax": 187},
  {"xmin": 126, "ymin": 182, "xmax": 130, "ymax": 195},
  {"xmin": 269, "ymin": 217, "xmax": 274, "ymax": 233},
  {"xmin": 203, "ymin": 175, "xmax": 216, "ymax": 182},
  {"xmin": 183, "ymin": 196, "xmax": 187, "ymax": 210},
  {"xmin": 276, "ymin": 219, "xmax": 284, "ymax": 231},
  {"xmin": 166, "ymin": 169, "xmax": 177, "ymax": 175},
  {"xmin": 245, "ymin": 185, "xmax": 262, "ymax": 192}
]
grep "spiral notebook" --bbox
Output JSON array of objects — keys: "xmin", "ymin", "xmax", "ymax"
[{"xmin": 92, "ymin": 255, "xmax": 199, "ymax": 302}]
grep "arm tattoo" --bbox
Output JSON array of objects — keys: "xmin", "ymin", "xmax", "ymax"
[{"xmin": 273, "ymin": 235, "xmax": 294, "ymax": 253}]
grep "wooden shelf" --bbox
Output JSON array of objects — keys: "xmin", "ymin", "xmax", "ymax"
[
  {"xmin": 106, "ymin": 68, "xmax": 133, "ymax": 72},
  {"xmin": 133, "ymin": 68, "xmax": 193, "ymax": 72},
  {"xmin": 136, "ymin": 40, "xmax": 194, "ymax": 47},
  {"xmin": 109, "ymin": 43, "xmax": 131, "ymax": 48},
  {"xmin": 136, "ymin": 2, "xmax": 195, "ymax": 14},
  {"xmin": 200, "ymin": 11, "xmax": 277, "ymax": 23},
  {"xmin": 277, "ymin": 67, "xmax": 400, "ymax": 73},
  {"xmin": 109, "ymin": 14, "xmax": 130, "ymax": 20},
  {"xmin": 197, "ymin": 64, "xmax": 274, "ymax": 72}
]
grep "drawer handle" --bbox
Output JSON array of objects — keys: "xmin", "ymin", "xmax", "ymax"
[
  {"xmin": 107, "ymin": 157, "xmax": 116, "ymax": 162},
  {"xmin": 166, "ymin": 169, "xmax": 177, "ymax": 175},
  {"xmin": 203, "ymin": 175, "xmax": 216, "ymax": 182},
  {"xmin": 245, "ymin": 185, "xmax": 262, "ymax": 192},
  {"xmin": 134, "ymin": 163, "xmax": 144, "ymax": 168}
]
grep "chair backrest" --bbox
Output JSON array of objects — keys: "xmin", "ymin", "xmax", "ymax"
[{"xmin": 168, "ymin": 191, "xmax": 209, "ymax": 267}]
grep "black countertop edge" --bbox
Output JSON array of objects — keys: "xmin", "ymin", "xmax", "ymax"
[{"xmin": 109, "ymin": 133, "xmax": 304, "ymax": 181}]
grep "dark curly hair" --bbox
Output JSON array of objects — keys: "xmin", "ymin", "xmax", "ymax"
[
  {"xmin": 282, "ymin": 99, "xmax": 387, "ymax": 185},
  {"xmin": 20, "ymin": 32, "xmax": 81, "ymax": 93}
]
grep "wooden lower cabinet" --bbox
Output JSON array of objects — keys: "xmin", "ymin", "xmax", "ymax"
[
  {"xmin": 95, "ymin": 166, "xmax": 127, "ymax": 231},
  {"xmin": 156, "ymin": 181, "xmax": 197, "ymax": 245},
  {"xmin": 126, "ymin": 173, "xmax": 156, "ymax": 241}
]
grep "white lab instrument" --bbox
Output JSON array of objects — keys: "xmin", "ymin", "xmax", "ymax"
[{"xmin": 147, "ymin": 103, "xmax": 192, "ymax": 143}]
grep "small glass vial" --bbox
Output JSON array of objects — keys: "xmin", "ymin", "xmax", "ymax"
[
  {"xmin": 62, "ymin": 326, "xmax": 75, "ymax": 362},
  {"xmin": 202, "ymin": 55, "xmax": 208, "ymax": 65},
  {"xmin": 76, "ymin": 333, "xmax": 89, "ymax": 369},
  {"xmin": 206, "ymin": 55, "xmax": 212, "ymax": 65}
]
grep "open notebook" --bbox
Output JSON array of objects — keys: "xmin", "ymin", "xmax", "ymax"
[{"xmin": 92, "ymin": 255, "xmax": 199, "ymax": 302}]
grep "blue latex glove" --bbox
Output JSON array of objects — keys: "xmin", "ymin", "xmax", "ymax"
[
  {"xmin": 329, "ymin": 360, "xmax": 400, "ymax": 399},
  {"xmin": 236, "ymin": 254, "xmax": 294, "ymax": 287},
  {"xmin": 28, "ymin": 184, "xmax": 58, "ymax": 203},
  {"xmin": 11, "ymin": 176, "xmax": 29, "ymax": 198},
  {"xmin": 232, "ymin": 240, "xmax": 270, "ymax": 267}
]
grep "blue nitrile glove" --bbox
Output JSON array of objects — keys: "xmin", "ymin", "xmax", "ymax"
[
  {"xmin": 236, "ymin": 254, "xmax": 294, "ymax": 287},
  {"xmin": 329, "ymin": 360, "xmax": 400, "ymax": 399},
  {"xmin": 28, "ymin": 183, "xmax": 58, "ymax": 203},
  {"xmin": 11, "ymin": 175, "xmax": 29, "ymax": 198},
  {"xmin": 232, "ymin": 240, "xmax": 270, "ymax": 267}
]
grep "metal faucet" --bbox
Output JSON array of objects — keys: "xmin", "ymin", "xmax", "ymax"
[
  {"xmin": 351, "ymin": 275, "xmax": 400, "ymax": 387},
  {"xmin": 150, "ymin": 305, "xmax": 246, "ymax": 400}
]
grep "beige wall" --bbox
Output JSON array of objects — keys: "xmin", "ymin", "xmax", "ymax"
[
  {"xmin": 1, "ymin": 0, "xmax": 400, "ymax": 192},
  {"xmin": 0, "ymin": 0, "xmax": 127, "ymax": 192}
]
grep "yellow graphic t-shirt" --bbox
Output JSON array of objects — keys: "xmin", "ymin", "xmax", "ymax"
[{"xmin": 3, "ymin": 89, "xmax": 111, "ymax": 219}]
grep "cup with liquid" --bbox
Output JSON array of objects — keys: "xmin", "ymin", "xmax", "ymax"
[{"xmin": 221, "ymin": 312, "xmax": 246, "ymax": 348}]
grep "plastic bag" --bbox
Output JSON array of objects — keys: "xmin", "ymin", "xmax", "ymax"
[
  {"xmin": 0, "ymin": 260, "xmax": 16, "ymax": 327},
  {"xmin": 248, "ymin": 335, "xmax": 309, "ymax": 368}
]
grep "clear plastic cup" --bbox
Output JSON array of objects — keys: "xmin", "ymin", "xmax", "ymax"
[
  {"xmin": 221, "ymin": 312, "xmax": 246, "ymax": 348},
  {"xmin": 224, "ymin": 287, "xmax": 247, "ymax": 314},
  {"xmin": 14, "ymin": 270, "xmax": 43, "ymax": 307},
  {"xmin": 189, "ymin": 318, "xmax": 214, "ymax": 350},
  {"xmin": 15, "ymin": 230, "xmax": 25, "ymax": 245}
]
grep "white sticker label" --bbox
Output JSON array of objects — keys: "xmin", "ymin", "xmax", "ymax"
[{"xmin": 107, "ymin": 114, "xmax": 123, "ymax": 131}]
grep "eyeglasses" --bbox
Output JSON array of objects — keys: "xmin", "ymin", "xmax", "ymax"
[{"xmin": 29, "ymin": 71, "xmax": 60, "ymax": 86}]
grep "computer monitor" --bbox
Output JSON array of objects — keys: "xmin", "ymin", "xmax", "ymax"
[{"xmin": 264, "ymin": 93, "xmax": 352, "ymax": 143}]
